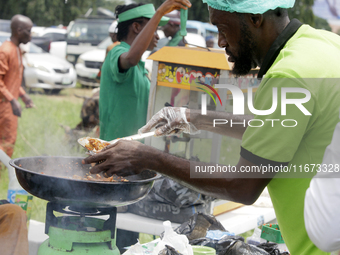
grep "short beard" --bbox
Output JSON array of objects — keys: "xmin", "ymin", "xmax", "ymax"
[{"xmin": 231, "ymin": 21, "xmax": 256, "ymax": 76}]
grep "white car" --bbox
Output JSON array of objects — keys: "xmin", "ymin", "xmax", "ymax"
[
  {"xmin": 36, "ymin": 27, "xmax": 67, "ymax": 59},
  {"xmin": 75, "ymin": 37, "xmax": 113, "ymax": 87},
  {"xmin": 0, "ymin": 31, "xmax": 76, "ymax": 94}
]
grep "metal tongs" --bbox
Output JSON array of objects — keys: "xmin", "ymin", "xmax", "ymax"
[{"xmin": 78, "ymin": 131, "xmax": 156, "ymax": 155}]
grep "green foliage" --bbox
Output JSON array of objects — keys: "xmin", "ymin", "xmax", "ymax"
[
  {"xmin": 0, "ymin": 0, "xmax": 123, "ymax": 27},
  {"xmin": 288, "ymin": 0, "xmax": 331, "ymax": 31},
  {"xmin": 314, "ymin": 15, "xmax": 332, "ymax": 31},
  {"xmin": 288, "ymin": 0, "xmax": 315, "ymax": 26}
]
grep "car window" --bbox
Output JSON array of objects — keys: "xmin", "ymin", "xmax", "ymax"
[
  {"xmin": 54, "ymin": 33, "xmax": 66, "ymax": 41},
  {"xmin": 97, "ymin": 37, "xmax": 112, "ymax": 49},
  {"xmin": 187, "ymin": 28, "xmax": 198, "ymax": 34},
  {"xmin": 67, "ymin": 21, "xmax": 111, "ymax": 42},
  {"xmin": 28, "ymin": 43, "xmax": 46, "ymax": 53},
  {"xmin": 44, "ymin": 32, "xmax": 66, "ymax": 41}
]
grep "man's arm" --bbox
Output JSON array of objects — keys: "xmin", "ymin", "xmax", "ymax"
[
  {"xmin": 189, "ymin": 109, "xmax": 253, "ymax": 140},
  {"xmin": 119, "ymin": 0, "xmax": 191, "ymax": 70},
  {"xmin": 0, "ymin": 73, "xmax": 22, "ymax": 117},
  {"xmin": 83, "ymin": 140, "xmax": 273, "ymax": 205},
  {"xmin": 139, "ymin": 107, "xmax": 253, "ymax": 140}
]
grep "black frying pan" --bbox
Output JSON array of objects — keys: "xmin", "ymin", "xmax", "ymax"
[{"xmin": 9, "ymin": 156, "xmax": 160, "ymax": 208}]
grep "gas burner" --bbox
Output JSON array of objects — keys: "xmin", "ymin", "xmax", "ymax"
[
  {"xmin": 45, "ymin": 202, "xmax": 117, "ymax": 236},
  {"xmin": 39, "ymin": 202, "xmax": 120, "ymax": 254},
  {"xmin": 49, "ymin": 202, "xmax": 116, "ymax": 215}
]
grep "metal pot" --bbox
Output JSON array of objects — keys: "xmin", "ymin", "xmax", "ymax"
[{"xmin": 10, "ymin": 156, "xmax": 160, "ymax": 208}]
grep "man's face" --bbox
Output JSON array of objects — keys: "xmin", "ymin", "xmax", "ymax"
[
  {"xmin": 162, "ymin": 22, "xmax": 178, "ymax": 38},
  {"xmin": 209, "ymin": 8, "xmax": 257, "ymax": 76},
  {"xmin": 18, "ymin": 23, "xmax": 32, "ymax": 44}
]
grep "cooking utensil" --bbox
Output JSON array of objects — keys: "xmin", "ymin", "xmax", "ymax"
[
  {"xmin": 78, "ymin": 131, "xmax": 156, "ymax": 154},
  {"xmin": 9, "ymin": 156, "xmax": 161, "ymax": 208}
]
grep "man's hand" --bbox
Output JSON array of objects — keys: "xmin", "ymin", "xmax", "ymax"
[
  {"xmin": 82, "ymin": 140, "xmax": 148, "ymax": 176},
  {"xmin": 21, "ymin": 94, "xmax": 35, "ymax": 108},
  {"xmin": 10, "ymin": 99, "xmax": 22, "ymax": 117},
  {"xmin": 138, "ymin": 107, "xmax": 199, "ymax": 136}
]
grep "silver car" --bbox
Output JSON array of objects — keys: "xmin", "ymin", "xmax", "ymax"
[{"xmin": 0, "ymin": 31, "xmax": 77, "ymax": 94}]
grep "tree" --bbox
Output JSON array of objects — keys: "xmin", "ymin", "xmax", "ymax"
[
  {"xmin": 288, "ymin": 0, "xmax": 315, "ymax": 26},
  {"xmin": 0, "ymin": 0, "xmax": 123, "ymax": 27},
  {"xmin": 288, "ymin": 0, "xmax": 331, "ymax": 31}
]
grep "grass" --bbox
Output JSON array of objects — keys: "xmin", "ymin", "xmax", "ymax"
[{"xmin": 0, "ymin": 87, "xmax": 93, "ymax": 222}]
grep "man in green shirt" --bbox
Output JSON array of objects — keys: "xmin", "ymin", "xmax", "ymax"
[{"xmin": 86, "ymin": 0, "xmax": 340, "ymax": 254}]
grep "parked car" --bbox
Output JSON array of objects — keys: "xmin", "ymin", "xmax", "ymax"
[
  {"xmin": 30, "ymin": 36, "xmax": 51, "ymax": 52},
  {"xmin": 75, "ymin": 36, "xmax": 112, "ymax": 87},
  {"xmin": 66, "ymin": 17, "xmax": 115, "ymax": 65},
  {"xmin": 186, "ymin": 20, "xmax": 218, "ymax": 48},
  {"xmin": 0, "ymin": 31, "xmax": 76, "ymax": 94},
  {"xmin": 37, "ymin": 27, "xmax": 67, "ymax": 59}
]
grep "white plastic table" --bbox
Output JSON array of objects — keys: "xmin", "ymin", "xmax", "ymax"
[{"xmin": 115, "ymin": 205, "xmax": 275, "ymax": 236}]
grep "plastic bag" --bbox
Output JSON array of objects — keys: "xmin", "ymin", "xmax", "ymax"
[
  {"xmin": 128, "ymin": 178, "xmax": 214, "ymax": 223},
  {"xmin": 123, "ymin": 221, "xmax": 193, "ymax": 255},
  {"xmin": 153, "ymin": 221, "xmax": 193, "ymax": 255},
  {"xmin": 122, "ymin": 239, "xmax": 159, "ymax": 255},
  {"xmin": 173, "ymin": 213, "xmax": 245, "ymax": 255},
  {"xmin": 174, "ymin": 213, "xmax": 227, "ymax": 240},
  {"xmin": 221, "ymin": 240, "xmax": 270, "ymax": 255},
  {"xmin": 190, "ymin": 235, "xmax": 244, "ymax": 254},
  {"xmin": 246, "ymin": 228, "xmax": 266, "ymax": 246},
  {"xmin": 159, "ymin": 245, "xmax": 183, "ymax": 255}
]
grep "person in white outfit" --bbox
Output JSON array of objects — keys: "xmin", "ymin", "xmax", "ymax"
[{"xmin": 304, "ymin": 110, "xmax": 340, "ymax": 252}]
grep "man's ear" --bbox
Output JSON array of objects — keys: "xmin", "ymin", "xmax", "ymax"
[{"xmin": 247, "ymin": 14, "xmax": 263, "ymax": 28}]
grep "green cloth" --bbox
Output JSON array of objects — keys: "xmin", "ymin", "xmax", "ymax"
[
  {"xmin": 241, "ymin": 24, "xmax": 340, "ymax": 254},
  {"xmin": 118, "ymin": 4, "xmax": 169, "ymax": 26},
  {"xmin": 166, "ymin": 31, "xmax": 184, "ymax": 46},
  {"xmin": 99, "ymin": 41, "xmax": 150, "ymax": 141}
]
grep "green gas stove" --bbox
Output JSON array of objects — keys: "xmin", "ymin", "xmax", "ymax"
[{"xmin": 38, "ymin": 202, "xmax": 120, "ymax": 255}]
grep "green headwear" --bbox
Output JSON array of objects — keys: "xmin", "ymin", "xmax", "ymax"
[
  {"xmin": 202, "ymin": 0, "xmax": 295, "ymax": 14},
  {"xmin": 118, "ymin": 4, "xmax": 169, "ymax": 26}
]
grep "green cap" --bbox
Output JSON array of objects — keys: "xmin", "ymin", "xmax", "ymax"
[{"xmin": 118, "ymin": 4, "xmax": 169, "ymax": 26}]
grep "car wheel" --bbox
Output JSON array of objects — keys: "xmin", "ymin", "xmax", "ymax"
[
  {"xmin": 44, "ymin": 89, "xmax": 62, "ymax": 95},
  {"xmin": 81, "ymin": 84, "xmax": 90, "ymax": 89}
]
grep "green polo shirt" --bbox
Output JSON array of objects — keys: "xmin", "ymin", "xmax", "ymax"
[
  {"xmin": 99, "ymin": 41, "xmax": 150, "ymax": 141},
  {"xmin": 241, "ymin": 20, "xmax": 340, "ymax": 254}
]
